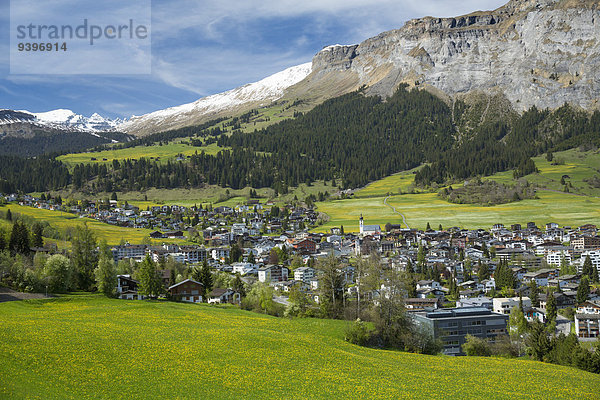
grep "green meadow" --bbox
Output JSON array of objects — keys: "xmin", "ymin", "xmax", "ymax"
[
  {"xmin": 1, "ymin": 204, "xmax": 179, "ymax": 245},
  {"xmin": 489, "ymin": 149, "xmax": 600, "ymax": 196},
  {"xmin": 316, "ymin": 191, "xmax": 600, "ymax": 232},
  {"xmin": 0, "ymin": 296, "xmax": 597, "ymax": 399},
  {"xmin": 57, "ymin": 142, "xmax": 225, "ymax": 167}
]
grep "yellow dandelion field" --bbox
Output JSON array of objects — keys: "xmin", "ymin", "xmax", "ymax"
[{"xmin": 0, "ymin": 295, "xmax": 598, "ymax": 399}]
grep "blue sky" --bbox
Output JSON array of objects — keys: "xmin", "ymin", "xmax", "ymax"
[{"xmin": 0, "ymin": 0, "xmax": 507, "ymax": 119}]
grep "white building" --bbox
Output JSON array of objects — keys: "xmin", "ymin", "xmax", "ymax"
[
  {"xmin": 493, "ymin": 297, "xmax": 532, "ymax": 315},
  {"xmin": 232, "ymin": 262, "xmax": 258, "ymax": 276},
  {"xmin": 359, "ymin": 215, "xmax": 380, "ymax": 236},
  {"xmin": 578, "ymin": 251, "xmax": 600, "ymax": 274},
  {"xmin": 294, "ymin": 266, "xmax": 316, "ymax": 283},
  {"xmin": 546, "ymin": 250, "xmax": 571, "ymax": 266}
]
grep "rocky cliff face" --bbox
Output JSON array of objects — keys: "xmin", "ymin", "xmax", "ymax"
[
  {"xmin": 121, "ymin": 0, "xmax": 599, "ymax": 136},
  {"xmin": 298, "ymin": 0, "xmax": 599, "ymax": 111}
]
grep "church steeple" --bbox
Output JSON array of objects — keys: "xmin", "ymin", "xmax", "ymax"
[{"xmin": 359, "ymin": 214, "xmax": 364, "ymax": 234}]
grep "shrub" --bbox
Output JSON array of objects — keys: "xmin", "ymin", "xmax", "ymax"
[
  {"xmin": 344, "ymin": 319, "xmax": 375, "ymax": 347},
  {"xmin": 462, "ymin": 334, "xmax": 492, "ymax": 357}
]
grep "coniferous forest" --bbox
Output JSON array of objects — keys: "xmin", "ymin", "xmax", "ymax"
[{"xmin": 1, "ymin": 86, "xmax": 600, "ymax": 194}]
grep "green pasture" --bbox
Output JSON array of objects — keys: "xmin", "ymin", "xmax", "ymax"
[
  {"xmin": 316, "ymin": 191, "xmax": 600, "ymax": 232},
  {"xmin": 57, "ymin": 142, "xmax": 225, "ymax": 167},
  {"xmin": 2, "ymin": 204, "xmax": 181, "ymax": 245},
  {"xmin": 0, "ymin": 296, "xmax": 596, "ymax": 399}
]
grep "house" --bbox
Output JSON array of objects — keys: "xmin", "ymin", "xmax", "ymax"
[
  {"xmin": 523, "ymin": 269, "xmax": 557, "ymax": 287},
  {"xmin": 539, "ymin": 292, "xmax": 576, "ymax": 310},
  {"xmin": 164, "ymin": 231, "xmax": 184, "ymax": 239},
  {"xmin": 524, "ymin": 307, "xmax": 546, "ymax": 323},
  {"xmin": 493, "ymin": 297, "xmax": 532, "ymax": 315},
  {"xmin": 294, "ymin": 266, "xmax": 316, "ymax": 283},
  {"xmin": 480, "ymin": 279, "xmax": 496, "ymax": 294},
  {"xmin": 572, "ymin": 236, "xmax": 600, "ymax": 250},
  {"xmin": 416, "ymin": 280, "xmax": 442, "ymax": 291},
  {"xmin": 207, "ymin": 288, "xmax": 240, "ymax": 304},
  {"xmin": 232, "ymin": 262, "xmax": 258, "ymax": 276},
  {"xmin": 575, "ymin": 300, "xmax": 600, "ymax": 338},
  {"xmin": 168, "ymin": 279, "xmax": 204, "ymax": 303},
  {"xmin": 258, "ymin": 265, "xmax": 289, "ymax": 282},
  {"xmin": 456, "ymin": 297, "xmax": 493, "ymax": 310},
  {"xmin": 290, "ymin": 238, "xmax": 317, "ymax": 254},
  {"xmin": 116, "ymin": 275, "xmax": 143, "ymax": 300},
  {"xmin": 111, "ymin": 243, "xmax": 148, "ymax": 263},
  {"xmin": 405, "ymin": 298, "xmax": 440, "ymax": 310},
  {"xmin": 413, "ymin": 307, "xmax": 509, "ymax": 356},
  {"xmin": 149, "ymin": 231, "xmax": 164, "ymax": 239}
]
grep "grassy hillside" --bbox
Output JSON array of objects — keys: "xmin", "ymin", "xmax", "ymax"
[
  {"xmin": 1, "ymin": 204, "xmax": 177, "ymax": 245},
  {"xmin": 0, "ymin": 296, "xmax": 597, "ymax": 399},
  {"xmin": 57, "ymin": 142, "xmax": 225, "ymax": 167},
  {"xmin": 316, "ymin": 190, "xmax": 600, "ymax": 232},
  {"xmin": 314, "ymin": 148, "xmax": 600, "ymax": 232},
  {"xmin": 490, "ymin": 148, "xmax": 600, "ymax": 197}
]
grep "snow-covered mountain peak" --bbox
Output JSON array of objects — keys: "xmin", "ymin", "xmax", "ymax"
[
  {"xmin": 4, "ymin": 109, "xmax": 122, "ymax": 132},
  {"xmin": 119, "ymin": 62, "xmax": 313, "ymax": 135}
]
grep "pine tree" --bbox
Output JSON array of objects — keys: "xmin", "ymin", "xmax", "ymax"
[
  {"xmin": 546, "ymin": 288, "xmax": 557, "ymax": 326},
  {"xmin": 71, "ymin": 224, "xmax": 97, "ymax": 291},
  {"xmin": 199, "ymin": 260, "xmax": 213, "ymax": 301},
  {"xmin": 231, "ymin": 274, "xmax": 246, "ymax": 298},
  {"xmin": 9, "ymin": 220, "xmax": 30, "ymax": 256},
  {"xmin": 529, "ymin": 279, "xmax": 539, "ymax": 307},
  {"xmin": 417, "ymin": 245, "xmax": 426, "ymax": 274},
  {"xmin": 5, "ymin": 209, "xmax": 12, "ymax": 221},
  {"xmin": 94, "ymin": 241, "xmax": 117, "ymax": 297},
  {"xmin": 582, "ymin": 255, "xmax": 593, "ymax": 279},
  {"xmin": 138, "ymin": 255, "xmax": 162, "ymax": 298},
  {"xmin": 577, "ymin": 276, "xmax": 590, "ymax": 305},
  {"xmin": 591, "ymin": 263, "xmax": 600, "ymax": 284},
  {"xmin": 478, "ymin": 261, "xmax": 490, "ymax": 282},
  {"xmin": 426, "ymin": 222, "xmax": 431, "ymax": 231},
  {"xmin": 31, "ymin": 222, "xmax": 44, "ymax": 248}
]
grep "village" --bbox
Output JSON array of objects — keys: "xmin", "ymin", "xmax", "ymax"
[{"xmin": 4, "ymin": 193, "xmax": 600, "ymax": 356}]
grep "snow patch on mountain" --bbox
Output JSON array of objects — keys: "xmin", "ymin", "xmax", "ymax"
[
  {"xmin": 6, "ymin": 109, "xmax": 123, "ymax": 132},
  {"xmin": 119, "ymin": 62, "xmax": 313, "ymax": 132}
]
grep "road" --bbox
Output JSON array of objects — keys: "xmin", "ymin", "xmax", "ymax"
[
  {"xmin": 273, "ymin": 296, "xmax": 290, "ymax": 306},
  {"xmin": 555, "ymin": 315, "xmax": 572, "ymax": 336},
  {"xmin": 384, "ymin": 196, "xmax": 410, "ymax": 229}
]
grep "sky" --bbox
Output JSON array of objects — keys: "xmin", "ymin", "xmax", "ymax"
[{"xmin": 0, "ymin": 0, "xmax": 507, "ymax": 119}]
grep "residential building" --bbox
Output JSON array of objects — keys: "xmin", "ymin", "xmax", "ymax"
[
  {"xmin": 232, "ymin": 262, "xmax": 258, "ymax": 276},
  {"xmin": 294, "ymin": 266, "xmax": 316, "ymax": 283},
  {"xmin": 575, "ymin": 301, "xmax": 600, "ymax": 338},
  {"xmin": 207, "ymin": 288, "xmax": 240, "ymax": 304},
  {"xmin": 493, "ymin": 297, "xmax": 532, "ymax": 315},
  {"xmin": 456, "ymin": 297, "xmax": 493, "ymax": 311},
  {"xmin": 572, "ymin": 236, "xmax": 600, "ymax": 250},
  {"xmin": 413, "ymin": 308, "xmax": 508, "ymax": 356},
  {"xmin": 168, "ymin": 279, "xmax": 204, "ymax": 303},
  {"xmin": 116, "ymin": 275, "xmax": 142, "ymax": 300},
  {"xmin": 258, "ymin": 265, "xmax": 289, "ymax": 282}
]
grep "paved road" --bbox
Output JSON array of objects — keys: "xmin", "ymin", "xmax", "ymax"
[
  {"xmin": 555, "ymin": 315, "xmax": 572, "ymax": 336},
  {"xmin": 273, "ymin": 296, "xmax": 290, "ymax": 306},
  {"xmin": 384, "ymin": 196, "xmax": 410, "ymax": 229}
]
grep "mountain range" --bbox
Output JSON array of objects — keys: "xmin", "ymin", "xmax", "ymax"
[
  {"xmin": 4, "ymin": 0, "xmax": 599, "ymax": 138},
  {"xmin": 0, "ymin": 109, "xmax": 122, "ymax": 133}
]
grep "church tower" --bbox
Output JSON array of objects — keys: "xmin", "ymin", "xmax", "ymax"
[{"xmin": 359, "ymin": 214, "xmax": 364, "ymax": 234}]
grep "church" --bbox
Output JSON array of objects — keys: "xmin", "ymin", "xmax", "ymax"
[{"xmin": 359, "ymin": 215, "xmax": 381, "ymax": 236}]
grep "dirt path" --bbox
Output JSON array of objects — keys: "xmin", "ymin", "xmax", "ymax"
[
  {"xmin": 384, "ymin": 196, "xmax": 410, "ymax": 229},
  {"xmin": 0, "ymin": 286, "xmax": 52, "ymax": 303}
]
